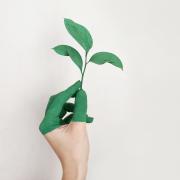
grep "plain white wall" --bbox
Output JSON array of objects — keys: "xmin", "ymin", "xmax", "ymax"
[{"xmin": 0, "ymin": 0, "xmax": 180, "ymax": 179}]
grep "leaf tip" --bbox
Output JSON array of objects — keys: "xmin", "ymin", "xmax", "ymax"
[
  {"xmin": 64, "ymin": 18, "xmax": 73, "ymax": 25},
  {"xmin": 51, "ymin": 47, "xmax": 56, "ymax": 52},
  {"xmin": 121, "ymin": 65, "xmax": 123, "ymax": 71}
]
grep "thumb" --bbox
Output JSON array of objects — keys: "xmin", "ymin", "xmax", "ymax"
[{"xmin": 71, "ymin": 89, "xmax": 87, "ymax": 122}]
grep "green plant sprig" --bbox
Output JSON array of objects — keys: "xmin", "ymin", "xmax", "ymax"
[
  {"xmin": 53, "ymin": 18, "xmax": 123, "ymax": 89},
  {"xmin": 80, "ymin": 52, "xmax": 88, "ymax": 89}
]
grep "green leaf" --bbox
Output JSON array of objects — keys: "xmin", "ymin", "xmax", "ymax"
[
  {"xmin": 89, "ymin": 52, "xmax": 123, "ymax": 70},
  {"xmin": 53, "ymin": 45, "xmax": 83, "ymax": 72},
  {"xmin": 64, "ymin": 18, "xmax": 93, "ymax": 53}
]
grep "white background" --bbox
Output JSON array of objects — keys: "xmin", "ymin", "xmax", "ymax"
[{"xmin": 0, "ymin": 0, "xmax": 180, "ymax": 179}]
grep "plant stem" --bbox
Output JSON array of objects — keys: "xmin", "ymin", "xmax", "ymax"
[{"xmin": 80, "ymin": 52, "xmax": 88, "ymax": 89}]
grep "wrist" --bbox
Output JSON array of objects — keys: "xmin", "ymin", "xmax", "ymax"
[{"xmin": 62, "ymin": 164, "xmax": 88, "ymax": 180}]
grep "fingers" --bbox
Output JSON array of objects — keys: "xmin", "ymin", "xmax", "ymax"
[
  {"xmin": 63, "ymin": 113, "xmax": 73, "ymax": 124},
  {"xmin": 59, "ymin": 102, "xmax": 74, "ymax": 118},
  {"xmin": 47, "ymin": 81, "xmax": 81, "ymax": 111},
  {"xmin": 61, "ymin": 80, "xmax": 81, "ymax": 102},
  {"xmin": 46, "ymin": 81, "xmax": 80, "ymax": 116},
  {"xmin": 63, "ymin": 103, "xmax": 74, "ymax": 112},
  {"xmin": 39, "ymin": 115, "xmax": 61, "ymax": 135},
  {"xmin": 59, "ymin": 101, "xmax": 93, "ymax": 124},
  {"xmin": 44, "ymin": 96, "xmax": 56, "ymax": 115},
  {"xmin": 71, "ymin": 89, "xmax": 87, "ymax": 122},
  {"xmin": 39, "ymin": 81, "xmax": 83, "ymax": 135},
  {"xmin": 86, "ymin": 115, "xmax": 94, "ymax": 123},
  {"xmin": 61, "ymin": 113, "xmax": 94, "ymax": 125}
]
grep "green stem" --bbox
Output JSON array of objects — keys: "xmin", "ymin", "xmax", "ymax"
[{"xmin": 80, "ymin": 52, "xmax": 88, "ymax": 89}]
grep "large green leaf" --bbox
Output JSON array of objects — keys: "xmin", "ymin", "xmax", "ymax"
[
  {"xmin": 53, "ymin": 45, "xmax": 83, "ymax": 72},
  {"xmin": 89, "ymin": 52, "xmax": 123, "ymax": 70},
  {"xmin": 64, "ymin": 18, "xmax": 93, "ymax": 53}
]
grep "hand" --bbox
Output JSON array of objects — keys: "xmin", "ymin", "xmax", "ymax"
[
  {"xmin": 39, "ymin": 81, "xmax": 93, "ymax": 134},
  {"xmin": 39, "ymin": 81, "xmax": 93, "ymax": 180}
]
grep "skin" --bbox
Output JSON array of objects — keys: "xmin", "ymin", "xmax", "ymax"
[{"xmin": 44, "ymin": 122, "xmax": 89, "ymax": 180}]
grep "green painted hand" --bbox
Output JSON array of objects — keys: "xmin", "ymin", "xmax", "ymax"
[{"xmin": 39, "ymin": 81, "xmax": 93, "ymax": 135}]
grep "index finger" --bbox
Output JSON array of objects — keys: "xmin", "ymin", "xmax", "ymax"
[{"xmin": 60, "ymin": 80, "xmax": 81, "ymax": 102}]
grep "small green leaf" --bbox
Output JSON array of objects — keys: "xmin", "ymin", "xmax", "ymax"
[
  {"xmin": 89, "ymin": 52, "xmax": 123, "ymax": 70},
  {"xmin": 53, "ymin": 45, "xmax": 83, "ymax": 72},
  {"xmin": 64, "ymin": 18, "xmax": 93, "ymax": 53}
]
